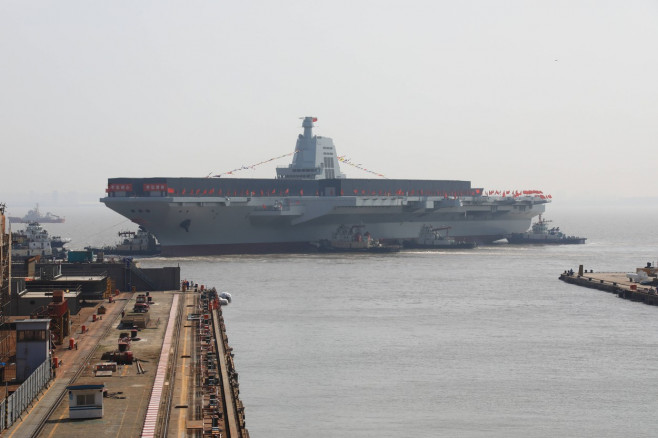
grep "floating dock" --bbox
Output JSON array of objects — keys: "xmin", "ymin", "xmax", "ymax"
[{"xmin": 559, "ymin": 265, "xmax": 658, "ymax": 306}]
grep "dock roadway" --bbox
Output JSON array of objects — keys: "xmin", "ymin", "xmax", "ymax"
[
  {"xmin": 166, "ymin": 291, "xmax": 196, "ymax": 436},
  {"xmin": 7, "ymin": 289, "xmax": 248, "ymax": 438},
  {"xmin": 35, "ymin": 291, "xmax": 176, "ymax": 438},
  {"xmin": 4, "ymin": 291, "xmax": 134, "ymax": 438}
]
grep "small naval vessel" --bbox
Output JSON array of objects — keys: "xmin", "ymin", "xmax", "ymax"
[
  {"xmin": 87, "ymin": 226, "xmax": 161, "ymax": 256},
  {"xmin": 317, "ymin": 224, "xmax": 400, "ymax": 253},
  {"xmin": 403, "ymin": 224, "xmax": 478, "ymax": 249},
  {"xmin": 51, "ymin": 235, "xmax": 71, "ymax": 250},
  {"xmin": 507, "ymin": 215, "xmax": 586, "ymax": 244},
  {"xmin": 9, "ymin": 204, "xmax": 65, "ymax": 223}
]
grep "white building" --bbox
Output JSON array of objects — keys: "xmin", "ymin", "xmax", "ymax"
[{"xmin": 67, "ymin": 384, "xmax": 105, "ymax": 419}]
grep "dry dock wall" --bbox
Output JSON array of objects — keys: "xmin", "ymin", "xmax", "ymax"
[{"xmin": 12, "ymin": 262, "xmax": 180, "ymax": 293}]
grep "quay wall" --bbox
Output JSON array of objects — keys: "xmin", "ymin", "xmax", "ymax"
[
  {"xmin": 560, "ymin": 273, "xmax": 658, "ymax": 306},
  {"xmin": 559, "ymin": 274, "xmax": 619, "ymax": 293}
]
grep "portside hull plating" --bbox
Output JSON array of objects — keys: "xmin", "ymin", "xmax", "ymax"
[{"xmin": 102, "ymin": 194, "xmax": 546, "ymax": 256}]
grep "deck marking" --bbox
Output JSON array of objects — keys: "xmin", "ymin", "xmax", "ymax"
[
  {"xmin": 140, "ymin": 293, "xmax": 180, "ymax": 438},
  {"xmin": 177, "ymin": 293, "xmax": 192, "ymax": 435},
  {"xmin": 44, "ymin": 398, "xmax": 69, "ymax": 438}
]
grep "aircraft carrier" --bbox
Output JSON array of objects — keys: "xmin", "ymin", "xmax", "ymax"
[{"xmin": 101, "ymin": 117, "xmax": 549, "ymax": 256}]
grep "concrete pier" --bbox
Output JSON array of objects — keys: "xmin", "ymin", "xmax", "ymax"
[
  {"xmin": 3, "ymin": 289, "xmax": 248, "ymax": 438},
  {"xmin": 559, "ymin": 269, "xmax": 658, "ymax": 305}
]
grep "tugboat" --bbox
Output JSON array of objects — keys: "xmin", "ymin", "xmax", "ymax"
[
  {"xmin": 51, "ymin": 235, "xmax": 71, "ymax": 250},
  {"xmin": 9, "ymin": 203, "xmax": 65, "ymax": 223},
  {"xmin": 507, "ymin": 215, "xmax": 586, "ymax": 244},
  {"xmin": 317, "ymin": 225, "xmax": 401, "ymax": 253},
  {"xmin": 404, "ymin": 224, "xmax": 478, "ymax": 249},
  {"xmin": 11, "ymin": 222, "xmax": 67, "ymax": 260},
  {"xmin": 88, "ymin": 226, "xmax": 161, "ymax": 256}
]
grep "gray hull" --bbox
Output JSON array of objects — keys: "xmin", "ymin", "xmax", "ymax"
[{"xmin": 102, "ymin": 194, "xmax": 546, "ymax": 256}]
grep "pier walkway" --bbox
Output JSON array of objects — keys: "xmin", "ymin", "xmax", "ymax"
[
  {"xmin": 35, "ymin": 291, "xmax": 176, "ymax": 437},
  {"xmin": 4, "ymin": 288, "xmax": 248, "ymax": 438},
  {"xmin": 4, "ymin": 292, "xmax": 133, "ymax": 438}
]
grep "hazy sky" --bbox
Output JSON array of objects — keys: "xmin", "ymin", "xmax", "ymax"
[{"xmin": 2, "ymin": 1, "xmax": 657, "ymax": 204}]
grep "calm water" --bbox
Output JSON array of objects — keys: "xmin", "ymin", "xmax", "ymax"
[{"xmin": 15, "ymin": 203, "xmax": 658, "ymax": 437}]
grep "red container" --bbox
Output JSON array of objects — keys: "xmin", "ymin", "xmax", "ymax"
[
  {"xmin": 69, "ymin": 338, "xmax": 75, "ymax": 350},
  {"xmin": 92, "ymin": 314, "xmax": 97, "ymax": 322}
]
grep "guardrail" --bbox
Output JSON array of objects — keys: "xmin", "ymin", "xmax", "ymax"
[{"xmin": 3, "ymin": 359, "xmax": 53, "ymax": 430}]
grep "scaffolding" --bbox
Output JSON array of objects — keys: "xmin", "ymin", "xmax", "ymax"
[
  {"xmin": 0, "ymin": 204, "xmax": 13, "ymax": 381},
  {"xmin": 104, "ymin": 277, "xmax": 115, "ymax": 299},
  {"xmin": 31, "ymin": 290, "xmax": 71, "ymax": 345}
]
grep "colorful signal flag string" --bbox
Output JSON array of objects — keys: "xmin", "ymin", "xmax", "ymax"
[
  {"xmin": 337, "ymin": 156, "xmax": 388, "ymax": 179},
  {"xmin": 210, "ymin": 151, "xmax": 297, "ymax": 178}
]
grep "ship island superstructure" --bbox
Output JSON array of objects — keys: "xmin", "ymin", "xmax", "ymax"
[{"xmin": 101, "ymin": 117, "xmax": 550, "ymax": 256}]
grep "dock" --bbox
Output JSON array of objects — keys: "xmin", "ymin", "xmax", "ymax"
[
  {"xmin": 3, "ymin": 289, "xmax": 249, "ymax": 438},
  {"xmin": 559, "ymin": 266, "xmax": 658, "ymax": 306}
]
